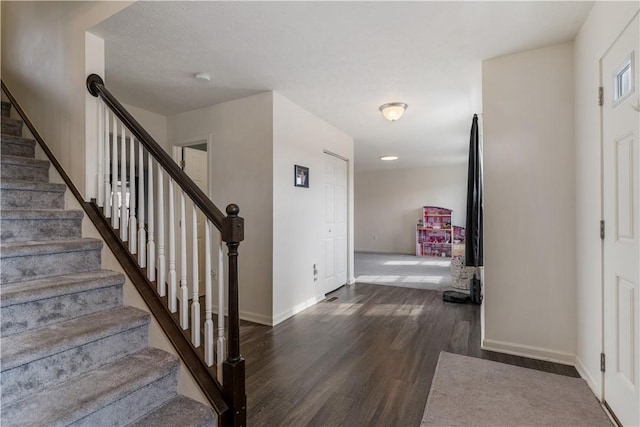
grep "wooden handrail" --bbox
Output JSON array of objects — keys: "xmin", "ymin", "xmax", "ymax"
[
  {"xmin": 2, "ymin": 79, "xmax": 232, "ymax": 422},
  {"xmin": 86, "ymin": 74, "xmax": 228, "ymax": 232},
  {"xmin": 86, "ymin": 74, "xmax": 246, "ymax": 426}
]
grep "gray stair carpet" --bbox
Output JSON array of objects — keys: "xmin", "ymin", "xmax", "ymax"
[{"xmin": 0, "ymin": 100, "xmax": 215, "ymax": 425}]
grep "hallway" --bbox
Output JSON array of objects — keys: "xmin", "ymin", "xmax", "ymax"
[{"xmin": 240, "ymin": 283, "xmax": 578, "ymax": 426}]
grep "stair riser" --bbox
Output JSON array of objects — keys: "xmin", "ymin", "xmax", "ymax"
[
  {"xmin": 1, "ymin": 163, "xmax": 48, "ymax": 182},
  {"xmin": 0, "ymin": 188, "xmax": 65, "ymax": 210},
  {"xmin": 1, "ymin": 284, "xmax": 123, "ymax": 336},
  {"xmin": 1, "ymin": 325, "xmax": 148, "ymax": 407},
  {"xmin": 1, "ymin": 141, "xmax": 35, "ymax": 158},
  {"xmin": 0, "ymin": 249, "xmax": 101, "ymax": 284},
  {"xmin": 1, "ymin": 218, "xmax": 82, "ymax": 242},
  {"xmin": 2, "ymin": 121, "xmax": 22, "ymax": 137},
  {"xmin": 1, "ymin": 102, "xmax": 10, "ymax": 118},
  {"xmin": 72, "ymin": 371, "xmax": 177, "ymax": 427}
]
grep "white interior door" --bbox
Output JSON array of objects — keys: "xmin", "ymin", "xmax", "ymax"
[
  {"xmin": 178, "ymin": 145, "xmax": 209, "ymax": 300},
  {"xmin": 323, "ymin": 153, "xmax": 347, "ymax": 295},
  {"xmin": 602, "ymin": 12, "xmax": 639, "ymax": 427}
]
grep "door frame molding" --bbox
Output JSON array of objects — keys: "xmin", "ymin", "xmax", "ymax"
[
  {"xmin": 171, "ymin": 134, "xmax": 213, "ymax": 300},
  {"xmin": 171, "ymin": 134, "xmax": 213, "ymax": 200}
]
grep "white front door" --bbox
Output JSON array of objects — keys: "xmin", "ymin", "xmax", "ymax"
[
  {"xmin": 323, "ymin": 153, "xmax": 348, "ymax": 295},
  {"xmin": 602, "ymin": 12, "xmax": 640, "ymax": 426}
]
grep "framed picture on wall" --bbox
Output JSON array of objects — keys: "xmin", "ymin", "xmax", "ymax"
[{"xmin": 294, "ymin": 165, "xmax": 309, "ymax": 188}]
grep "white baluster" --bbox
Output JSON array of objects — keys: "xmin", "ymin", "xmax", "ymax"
[
  {"xmin": 104, "ymin": 106, "xmax": 111, "ymax": 218},
  {"xmin": 191, "ymin": 205, "xmax": 201, "ymax": 347},
  {"xmin": 137, "ymin": 142, "xmax": 146, "ymax": 268},
  {"xmin": 204, "ymin": 220, "xmax": 214, "ymax": 366},
  {"xmin": 97, "ymin": 100, "xmax": 104, "ymax": 207},
  {"xmin": 180, "ymin": 191, "xmax": 188, "ymax": 329},
  {"xmin": 157, "ymin": 164, "xmax": 166, "ymax": 297},
  {"xmin": 168, "ymin": 179, "xmax": 177, "ymax": 313},
  {"xmin": 147, "ymin": 154, "xmax": 156, "ymax": 281},
  {"xmin": 120, "ymin": 124, "xmax": 128, "ymax": 241},
  {"xmin": 217, "ymin": 234, "xmax": 226, "ymax": 382},
  {"xmin": 129, "ymin": 136, "xmax": 137, "ymax": 253},
  {"xmin": 111, "ymin": 114, "xmax": 118, "ymax": 227}
]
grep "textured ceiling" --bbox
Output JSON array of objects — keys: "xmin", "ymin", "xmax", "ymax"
[{"xmin": 91, "ymin": 1, "xmax": 593, "ymax": 171}]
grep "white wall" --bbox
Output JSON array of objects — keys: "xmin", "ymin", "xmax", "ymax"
[
  {"xmin": 123, "ymin": 103, "xmax": 168, "ymax": 149},
  {"xmin": 482, "ymin": 42, "xmax": 576, "ymax": 364},
  {"xmin": 574, "ymin": 1, "xmax": 640, "ymax": 395},
  {"xmin": 354, "ymin": 165, "xmax": 467, "ymax": 254},
  {"xmin": 167, "ymin": 93, "xmax": 274, "ymax": 324},
  {"xmin": 272, "ymin": 92, "xmax": 355, "ymax": 325},
  {"xmin": 167, "ymin": 92, "xmax": 354, "ymax": 326},
  {"xmin": 1, "ymin": 1, "xmax": 132, "ymax": 198}
]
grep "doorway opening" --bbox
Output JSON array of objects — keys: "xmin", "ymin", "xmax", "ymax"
[{"xmin": 172, "ymin": 136, "xmax": 212, "ymax": 301}]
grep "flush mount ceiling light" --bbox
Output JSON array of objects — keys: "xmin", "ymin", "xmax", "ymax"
[
  {"xmin": 380, "ymin": 156, "xmax": 399, "ymax": 161},
  {"xmin": 379, "ymin": 102, "xmax": 408, "ymax": 122},
  {"xmin": 194, "ymin": 72, "xmax": 211, "ymax": 82}
]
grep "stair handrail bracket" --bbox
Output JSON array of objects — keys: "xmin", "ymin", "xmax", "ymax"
[{"xmin": 86, "ymin": 74, "xmax": 246, "ymax": 427}]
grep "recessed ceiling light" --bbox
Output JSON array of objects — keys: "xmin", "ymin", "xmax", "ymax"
[
  {"xmin": 380, "ymin": 156, "xmax": 398, "ymax": 161},
  {"xmin": 194, "ymin": 72, "xmax": 211, "ymax": 82}
]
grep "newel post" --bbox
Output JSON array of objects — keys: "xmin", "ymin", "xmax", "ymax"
[{"xmin": 221, "ymin": 204, "xmax": 246, "ymax": 427}]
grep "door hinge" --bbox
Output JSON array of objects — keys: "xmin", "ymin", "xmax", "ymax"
[
  {"xmin": 180, "ymin": 159, "xmax": 186, "ymax": 169},
  {"xmin": 600, "ymin": 220, "xmax": 605, "ymax": 240},
  {"xmin": 600, "ymin": 353, "xmax": 606, "ymax": 372},
  {"xmin": 598, "ymin": 86, "xmax": 604, "ymax": 106}
]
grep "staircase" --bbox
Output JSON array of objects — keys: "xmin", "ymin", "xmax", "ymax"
[{"xmin": 0, "ymin": 101, "xmax": 216, "ymax": 426}]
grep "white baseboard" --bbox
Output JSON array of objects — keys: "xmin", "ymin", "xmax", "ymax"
[
  {"xmin": 354, "ymin": 249, "xmax": 414, "ymax": 255},
  {"xmin": 482, "ymin": 338, "xmax": 576, "ymax": 366},
  {"xmin": 272, "ymin": 295, "xmax": 323, "ymax": 326},
  {"xmin": 575, "ymin": 355, "xmax": 601, "ymax": 398},
  {"xmin": 211, "ymin": 307, "xmax": 273, "ymax": 326},
  {"xmin": 238, "ymin": 310, "xmax": 272, "ymax": 326}
]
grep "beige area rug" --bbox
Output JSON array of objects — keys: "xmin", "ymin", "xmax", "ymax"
[{"xmin": 421, "ymin": 352, "xmax": 612, "ymax": 427}]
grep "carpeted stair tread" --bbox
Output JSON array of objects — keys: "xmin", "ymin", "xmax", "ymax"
[
  {"xmin": 0, "ymin": 179, "xmax": 65, "ymax": 193},
  {"xmin": 0, "ymin": 238, "xmax": 102, "ymax": 258},
  {"xmin": 0, "ymin": 134, "xmax": 36, "ymax": 157},
  {"xmin": 1, "ymin": 155, "xmax": 49, "ymax": 182},
  {"xmin": 0, "ymin": 134, "xmax": 34, "ymax": 144},
  {"xmin": 1, "ymin": 101, "xmax": 10, "ymax": 118},
  {"xmin": 0, "ymin": 270, "xmax": 124, "ymax": 307},
  {"xmin": 0, "ymin": 179, "xmax": 67, "ymax": 209},
  {"xmin": 1, "ymin": 117, "xmax": 23, "ymax": 136},
  {"xmin": 1, "ymin": 209, "xmax": 84, "ymax": 243},
  {"xmin": 0, "ymin": 154, "xmax": 48, "ymax": 168},
  {"xmin": 0, "ymin": 208, "xmax": 83, "ymax": 220},
  {"xmin": 0, "ymin": 135, "xmax": 36, "ymax": 158},
  {"xmin": 128, "ymin": 395, "xmax": 216, "ymax": 427},
  {"xmin": 0, "ymin": 238, "xmax": 102, "ymax": 284},
  {"xmin": 0, "ymin": 269, "xmax": 125, "ymax": 337},
  {"xmin": 1, "ymin": 306, "xmax": 149, "ymax": 371},
  {"xmin": 1, "ymin": 117, "xmax": 23, "ymax": 127},
  {"xmin": 1, "ymin": 348, "xmax": 179, "ymax": 427}
]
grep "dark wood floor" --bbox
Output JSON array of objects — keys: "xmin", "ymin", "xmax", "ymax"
[{"xmin": 240, "ymin": 283, "xmax": 579, "ymax": 427}]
